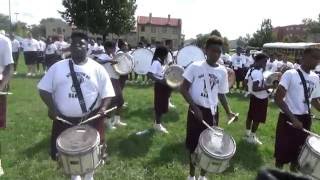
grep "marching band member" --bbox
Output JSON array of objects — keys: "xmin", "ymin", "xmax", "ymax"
[
  {"xmin": 37, "ymin": 37, "xmax": 46, "ymax": 74},
  {"xmin": 44, "ymin": 36, "xmax": 59, "ymax": 69},
  {"xmin": 231, "ymin": 47, "xmax": 246, "ymax": 92},
  {"xmin": 244, "ymin": 53, "xmax": 273, "ymax": 145},
  {"xmin": 147, "ymin": 46, "xmax": 171, "ymax": 134},
  {"xmin": 0, "ymin": 30, "xmax": 14, "ymax": 176},
  {"xmin": 274, "ymin": 48, "xmax": 320, "ymax": 171},
  {"xmin": 180, "ymin": 36, "xmax": 237, "ymax": 180},
  {"xmin": 38, "ymin": 32, "xmax": 115, "ymax": 180},
  {"xmin": 54, "ymin": 34, "xmax": 69, "ymax": 60},
  {"xmin": 22, "ymin": 32, "xmax": 40, "ymax": 77},
  {"xmin": 10, "ymin": 34, "xmax": 20, "ymax": 75}
]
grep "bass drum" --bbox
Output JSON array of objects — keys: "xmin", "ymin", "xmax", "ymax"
[
  {"xmin": 176, "ymin": 45, "xmax": 206, "ymax": 68},
  {"xmin": 131, "ymin": 48, "xmax": 154, "ymax": 75}
]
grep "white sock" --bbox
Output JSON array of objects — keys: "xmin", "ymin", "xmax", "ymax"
[
  {"xmin": 71, "ymin": 175, "xmax": 81, "ymax": 180},
  {"xmin": 84, "ymin": 171, "xmax": 94, "ymax": 180},
  {"xmin": 251, "ymin": 133, "xmax": 256, "ymax": 137},
  {"xmin": 114, "ymin": 115, "xmax": 120, "ymax": 123},
  {"xmin": 246, "ymin": 130, "xmax": 251, "ymax": 136}
]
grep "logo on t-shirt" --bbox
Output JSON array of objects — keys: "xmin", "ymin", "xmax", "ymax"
[
  {"xmin": 200, "ymin": 73, "xmax": 219, "ymax": 98},
  {"xmin": 304, "ymin": 80, "xmax": 316, "ymax": 101},
  {"xmin": 66, "ymin": 72, "xmax": 91, "ymax": 98}
]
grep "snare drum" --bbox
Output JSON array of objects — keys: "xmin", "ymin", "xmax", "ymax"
[
  {"xmin": 57, "ymin": 125, "xmax": 101, "ymax": 175},
  {"xmin": 263, "ymin": 71, "xmax": 282, "ymax": 87},
  {"xmin": 176, "ymin": 45, "xmax": 206, "ymax": 68},
  {"xmin": 194, "ymin": 128, "xmax": 236, "ymax": 173},
  {"xmin": 113, "ymin": 53, "xmax": 134, "ymax": 75},
  {"xmin": 298, "ymin": 136, "xmax": 320, "ymax": 179},
  {"xmin": 131, "ymin": 48, "xmax": 154, "ymax": 75},
  {"xmin": 164, "ymin": 65, "xmax": 184, "ymax": 88}
]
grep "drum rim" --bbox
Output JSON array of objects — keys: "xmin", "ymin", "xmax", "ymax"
[
  {"xmin": 199, "ymin": 128, "xmax": 236, "ymax": 159},
  {"xmin": 112, "ymin": 53, "xmax": 134, "ymax": 75},
  {"xmin": 176, "ymin": 45, "xmax": 206, "ymax": 67},
  {"xmin": 131, "ymin": 48, "xmax": 154, "ymax": 75},
  {"xmin": 305, "ymin": 136, "xmax": 320, "ymax": 156},
  {"xmin": 56, "ymin": 125, "xmax": 100, "ymax": 155}
]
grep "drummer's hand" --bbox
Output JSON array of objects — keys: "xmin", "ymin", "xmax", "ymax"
[
  {"xmin": 291, "ymin": 118, "xmax": 303, "ymax": 129},
  {"xmin": 191, "ymin": 104, "xmax": 203, "ymax": 123},
  {"xmin": 48, "ymin": 109, "xmax": 59, "ymax": 120},
  {"xmin": 227, "ymin": 111, "xmax": 238, "ymax": 121},
  {"xmin": 98, "ymin": 106, "xmax": 107, "ymax": 115}
]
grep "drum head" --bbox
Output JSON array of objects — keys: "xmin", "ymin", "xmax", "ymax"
[
  {"xmin": 57, "ymin": 125, "xmax": 100, "ymax": 155},
  {"xmin": 199, "ymin": 128, "xmax": 236, "ymax": 159},
  {"xmin": 307, "ymin": 136, "xmax": 320, "ymax": 155},
  {"xmin": 164, "ymin": 65, "xmax": 184, "ymax": 88},
  {"xmin": 226, "ymin": 67, "xmax": 235, "ymax": 89},
  {"xmin": 132, "ymin": 48, "xmax": 154, "ymax": 75},
  {"xmin": 176, "ymin": 45, "xmax": 206, "ymax": 67},
  {"xmin": 264, "ymin": 71, "xmax": 282, "ymax": 86},
  {"xmin": 113, "ymin": 53, "xmax": 134, "ymax": 75}
]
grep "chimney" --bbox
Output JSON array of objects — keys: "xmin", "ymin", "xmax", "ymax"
[
  {"xmin": 149, "ymin": 13, "xmax": 152, "ymax": 23},
  {"xmin": 168, "ymin": 14, "xmax": 171, "ymax": 22}
]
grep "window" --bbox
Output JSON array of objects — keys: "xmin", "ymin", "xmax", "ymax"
[
  {"xmin": 57, "ymin": 27, "xmax": 62, "ymax": 34},
  {"xmin": 151, "ymin": 37, "xmax": 156, "ymax": 44},
  {"xmin": 140, "ymin": 36, "xmax": 145, "ymax": 42},
  {"xmin": 52, "ymin": 28, "xmax": 56, "ymax": 32},
  {"xmin": 63, "ymin": 29, "xmax": 66, "ymax": 32},
  {"xmin": 172, "ymin": 28, "xmax": 178, "ymax": 34},
  {"xmin": 141, "ymin": 25, "xmax": 145, "ymax": 32},
  {"xmin": 151, "ymin": 26, "xmax": 156, "ymax": 33},
  {"xmin": 162, "ymin": 27, "xmax": 167, "ymax": 33}
]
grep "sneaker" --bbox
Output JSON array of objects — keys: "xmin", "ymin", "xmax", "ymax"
[
  {"xmin": 31, "ymin": 73, "xmax": 36, "ymax": 77},
  {"xmin": 243, "ymin": 134, "xmax": 250, "ymax": 141},
  {"xmin": 187, "ymin": 176, "xmax": 196, "ymax": 180},
  {"xmin": 114, "ymin": 116, "xmax": 127, "ymax": 126},
  {"xmin": 244, "ymin": 92, "xmax": 250, "ymax": 97},
  {"xmin": 83, "ymin": 171, "xmax": 94, "ymax": 180},
  {"xmin": 13, "ymin": 71, "xmax": 17, "ymax": 75},
  {"xmin": 123, "ymin": 102, "xmax": 128, "ymax": 107},
  {"xmin": 26, "ymin": 72, "xmax": 32, "ymax": 77},
  {"xmin": 248, "ymin": 134, "xmax": 263, "ymax": 145},
  {"xmin": 0, "ymin": 159, "xmax": 4, "ymax": 176},
  {"xmin": 71, "ymin": 175, "xmax": 81, "ymax": 180},
  {"xmin": 198, "ymin": 176, "xmax": 208, "ymax": 180},
  {"xmin": 153, "ymin": 123, "xmax": 169, "ymax": 134}
]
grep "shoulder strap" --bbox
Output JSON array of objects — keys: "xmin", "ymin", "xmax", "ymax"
[
  {"xmin": 68, "ymin": 60, "xmax": 88, "ymax": 113},
  {"xmin": 297, "ymin": 69, "xmax": 311, "ymax": 115}
]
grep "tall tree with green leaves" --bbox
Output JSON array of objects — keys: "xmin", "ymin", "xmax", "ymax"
[
  {"xmin": 303, "ymin": 14, "xmax": 320, "ymax": 34},
  {"xmin": 60, "ymin": 0, "xmax": 137, "ymax": 39},
  {"xmin": 0, "ymin": 14, "xmax": 11, "ymax": 33},
  {"xmin": 248, "ymin": 19, "xmax": 274, "ymax": 47}
]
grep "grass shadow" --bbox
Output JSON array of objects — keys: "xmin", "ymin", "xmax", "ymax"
[
  {"xmin": 21, "ymin": 137, "xmax": 50, "ymax": 159},
  {"xmin": 148, "ymin": 141, "xmax": 188, "ymax": 166}
]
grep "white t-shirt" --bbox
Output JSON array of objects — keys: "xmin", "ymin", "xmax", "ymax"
[
  {"xmin": 93, "ymin": 45, "xmax": 105, "ymax": 53},
  {"xmin": 279, "ymin": 68, "xmax": 320, "ymax": 115},
  {"xmin": 183, "ymin": 61, "xmax": 229, "ymax": 112},
  {"xmin": 54, "ymin": 40, "xmax": 69, "ymax": 51},
  {"xmin": 0, "ymin": 34, "xmax": 14, "ymax": 80},
  {"xmin": 37, "ymin": 58, "xmax": 115, "ymax": 117},
  {"xmin": 294, "ymin": 63, "xmax": 300, "ymax": 69},
  {"xmin": 97, "ymin": 53, "xmax": 120, "ymax": 79},
  {"xmin": 11, "ymin": 39, "xmax": 20, "ymax": 53},
  {"xmin": 38, "ymin": 40, "xmax": 46, "ymax": 52},
  {"xmin": 247, "ymin": 68, "xmax": 269, "ymax": 99},
  {"xmin": 149, "ymin": 59, "xmax": 165, "ymax": 80},
  {"xmin": 244, "ymin": 55, "xmax": 254, "ymax": 68},
  {"xmin": 231, "ymin": 54, "xmax": 246, "ymax": 69},
  {"xmin": 45, "ymin": 43, "xmax": 58, "ymax": 55},
  {"xmin": 220, "ymin": 54, "xmax": 231, "ymax": 64},
  {"xmin": 22, "ymin": 38, "xmax": 40, "ymax": 52},
  {"xmin": 266, "ymin": 59, "xmax": 275, "ymax": 72}
]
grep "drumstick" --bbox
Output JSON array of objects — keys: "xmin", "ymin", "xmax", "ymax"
[
  {"xmin": 79, "ymin": 106, "xmax": 117, "ymax": 125},
  {"xmin": 56, "ymin": 117, "xmax": 73, "ymax": 125},
  {"xmin": 0, "ymin": 92, "xmax": 13, "ymax": 95},
  {"xmin": 227, "ymin": 113, "xmax": 240, "ymax": 125},
  {"xmin": 190, "ymin": 110, "xmax": 223, "ymax": 133},
  {"xmin": 286, "ymin": 121, "xmax": 320, "ymax": 138}
]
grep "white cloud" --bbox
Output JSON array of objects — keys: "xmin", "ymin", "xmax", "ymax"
[{"xmin": 0, "ymin": 0, "xmax": 319, "ymax": 39}]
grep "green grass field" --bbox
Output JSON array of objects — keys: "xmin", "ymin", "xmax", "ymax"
[{"xmin": 1, "ymin": 56, "xmax": 320, "ymax": 180}]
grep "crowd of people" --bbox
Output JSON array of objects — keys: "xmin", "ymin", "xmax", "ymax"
[{"xmin": 1, "ymin": 30, "xmax": 320, "ymax": 180}]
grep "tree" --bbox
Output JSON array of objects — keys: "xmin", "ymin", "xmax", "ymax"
[
  {"xmin": 222, "ymin": 37, "xmax": 230, "ymax": 53},
  {"xmin": 60, "ymin": 0, "xmax": 137, "ymax": 39},
  {"xmin": 210, "ymin": 29, "xmax": 222, "ymax": 37},
  {"xmin": 30, "ymin": 24, "xmax": 46, "ymax": 38},
  {"xmin": 303, "ymin": 14, "xmax": 320, "ymax": 34},
  {"xmin": 248, "ymin": 19, "xmax": 274, "ymax": 47},
  {"xmin": 196, "ymin": 33, "xmax": 210, "ymax": 48},
  {"xmin": 0, "ymin": 14, "xmax": 11, "ymax": 33}
]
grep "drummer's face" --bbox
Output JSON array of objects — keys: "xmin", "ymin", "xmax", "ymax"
[
  {"xmin": 70, "ymin": 37, "xmax": 88, "ymax": 63},
  {"xmin": 206, "ymin": 46, "xmax": 222, "ymax": 63}
]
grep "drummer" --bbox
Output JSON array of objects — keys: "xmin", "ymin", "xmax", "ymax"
[
  {"xmin": 274, "ymin": 48, "xmax": 320, "ymax": 171},
  {"xmin": 0, "ymin": 30, "xmax": 14, "ymax": 177},
  {"xmin": 244, "ymin": 53, "xmax": 273, "ymax": 145},
  {"xmin": 147, "ymin": 46, "xmax": 171, "ymax": 134},
  {"xmin": 180, "ymin": 36, "xmax": 237, "ymax": 180},
  {"xmin": 37, "ymin": 32, "xmax": 115, "ymax": 180}
]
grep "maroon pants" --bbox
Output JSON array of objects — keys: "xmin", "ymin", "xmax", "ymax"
[
  {"xmin": 0, "ymin": 95, "xmax": 6, "ymax": 128},
  {"xmin": 154, "ymin": 82, "xmax": 172, "ymax": 117},
  {"xmin": 247, "ymin": 95, "xmax": 268, "ymax": 123},
  {"xmin": 50, "ymin": 110, "xmax": 105, "ymax": 160},
  {"xmin": 274, "ymin": 113, "xmax": 311, "ymax": 165}
]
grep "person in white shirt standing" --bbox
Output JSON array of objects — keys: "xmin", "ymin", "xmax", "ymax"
[
  {"xmin": 22, "ymin": 32, "xmax": 40, "ymax": 77},
  {"xmin": 44, "ymin": 36, "xmax": 59, "ymax": 69},
  {"xmin": 231, "ymin": 47, "xmax": 246, "ymax": 92},
  {"xmin": 54, "ymin": 34, "xmax": 69, "ymax": 60},
  {"xmin": 38, "ymin": 32, "xmax": 115, "ymax": 180},
  {"xmin": 244, "ymin": 53, "xmax": 274, "ymax": 145},
  {"xmin": 0, "ymin": 32, "xmax": 14, "ymax": 177},
  {"xmin": 10, "ymin": 34, "xmax": 20, "ymax": 75},
  {"xmin": 147, "ymin": 46, "xmax": 172, "ymax": 134},
  {"xmin": 180, "ymin": 36, "xmax": 237, "ymax": 180},
  {"xmin": 36, "ymin": 37, "xmax": 46, "ymax": 74},
  {"xmin": 274, "ymin": 48, "xmax": 320, "ymax": 171}
]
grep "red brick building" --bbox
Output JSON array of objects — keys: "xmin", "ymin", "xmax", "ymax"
[{"xmin": 273, "ymin": 24, "xmax": 306, "ymax": 42}]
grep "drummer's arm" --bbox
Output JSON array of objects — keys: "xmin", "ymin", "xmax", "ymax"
[
  {"xmin": 180, "ymin": 79, "xmax": 196, "ymax": 106},
  {"xmin": 0, "ymin": 64, "xmax": 14, "ymax": 91},
  {"xmin": 98, "ymin": 97, "xmax": 113, "ymax": 115},
  {"xmin": 39, "ymin": 89, "xmax": 60, "ymax": 119},
  {"xmin": 218, "ymin": 94, "xmax": 233, "ymax": 116},
  {"xmin": 147, "ymin": 72, "xmax": 166, "ymax": 85}
]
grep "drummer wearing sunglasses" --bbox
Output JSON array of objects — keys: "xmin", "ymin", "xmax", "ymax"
[{"xmin": 180, "ymin": 36, "xmax": 237, "ymax": 180}]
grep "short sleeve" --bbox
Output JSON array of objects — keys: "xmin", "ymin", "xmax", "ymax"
[
  {"xmin": 0, "ymin": 39, "xmax": 13, "ymax": 66},
  {"xmin": 98, "ymin": 66, "xmax": 115, "ymax": 98},
  {"xmin": 251, "ymin": 70, "xmax": 262, "ymax": 83},
  {"xmin": 37, "ymin": 64, "xmax": 56, "ymax": 92},
  {"xmin": 218, "ymin": 68, "xmax": 229, "ymax": 94},
  {"xmin": 279, "ymin": 70, "xmax": 292, "ymax": 90},
  {"xmin": 149, "ymin": 61, "xmax": 160, "ymax": 74},
  {"xmin": 183, "ymin": 63, "xmax": 195, "ymax": 83},
  {"xmin": 311, "ymin": 76, "xmax": 320, "ymax": 99}
]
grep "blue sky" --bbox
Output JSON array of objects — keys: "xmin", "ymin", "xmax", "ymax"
[{"xmin": 0, "ymin": 0, "xmax": 320, "ymax": 39}]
